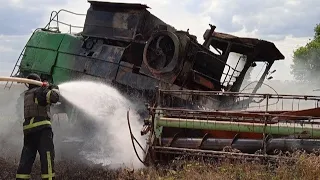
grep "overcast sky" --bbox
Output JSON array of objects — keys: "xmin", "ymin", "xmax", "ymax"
[{"xmin": 0, "ymin": 0, "xmax": 319, "ymax": 81}]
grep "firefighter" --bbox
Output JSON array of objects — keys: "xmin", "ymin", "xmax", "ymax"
[{"xmin": 16, "ymin": 73, "xmax": 60, "ymax": 180}]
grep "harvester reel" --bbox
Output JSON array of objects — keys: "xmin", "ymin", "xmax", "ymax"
[{"xmin": 142, "ymin": 30, "xmax": 181, "ymax": 83}]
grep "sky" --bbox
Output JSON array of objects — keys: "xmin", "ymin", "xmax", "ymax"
[{"xmin": 0, "ymin": 0, "xmax": 319, "ymax": 81}]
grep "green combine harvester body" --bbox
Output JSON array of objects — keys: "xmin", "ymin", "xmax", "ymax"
[{"xmin": 19, "ymin": 30, "xmax": 84, "ymax": 84}]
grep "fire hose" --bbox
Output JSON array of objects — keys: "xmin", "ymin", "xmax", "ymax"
[
  {"xmin": 127, "ymin": 109, "xmax": 147, "ymax": 165},
  {"xmin": 0, "ymin": 76, "xmax": 48, "ymax": 87}
]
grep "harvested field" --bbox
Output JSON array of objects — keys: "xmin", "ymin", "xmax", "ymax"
[{"xmin": 2, "ymin": 152, "xmax": 320, "ymax": 180}]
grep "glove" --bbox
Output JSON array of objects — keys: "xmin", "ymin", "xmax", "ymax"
[
  {"xmin": 48, "ymin": 84, "xmax": 59, "ymax": 90},
  {"xmin": 42, "ymin": 81, "xmax": 49, "ymax": 87}
]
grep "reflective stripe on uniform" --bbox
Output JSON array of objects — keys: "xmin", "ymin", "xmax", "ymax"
[
  {"xmin": 16, "ymin": 174, "xmax": 31, "ymax": 179},
  {"xmin": 23, "ymin": 120, "xmax": 51, "ymax": 130},
  {"xmin": 46, "ymin": 90, "xmax": 52, "ymax": 104},
  {"xmin": 41, "ymin": 151, "xmax": 54, "ymax": 180},
  {"xmin": 29, "ymin": 117, "xmax": 34, "ymax": 125},
  {"xmin": 35, "ymin": 98, "xmax": 38, "ymax": 104},
  {"xmin": 41, "ymin": 173, "xmax": 55, "ymax": 179}
]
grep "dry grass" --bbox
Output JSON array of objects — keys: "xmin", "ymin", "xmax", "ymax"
[{"xmin": 1, "ymin": 151, "xmax": 320, "ymax": 180}]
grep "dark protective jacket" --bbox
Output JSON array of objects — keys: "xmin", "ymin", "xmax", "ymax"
[{"xmin": 23, "ymin": 86, "xmax": 60, "ymax": 134}]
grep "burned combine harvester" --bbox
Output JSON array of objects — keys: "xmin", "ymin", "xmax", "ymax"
[
  {"xmin": 6, "ymin": 0, "xmax": 320, "ymax": 165},
  {"xmin": 6, "ymin": 0, "xmax": 284, "ymax": 107}
]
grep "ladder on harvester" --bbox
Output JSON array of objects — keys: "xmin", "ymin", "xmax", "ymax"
[
  {"xmin": 3, "ymin": 31, "xmax": 37, "ymax": 90},
  {"xmin": 4, "ymin": 10, "xmax": 61, "ymax": 90},
  {"xmin": 3, "ymin": 9, "xmax": 86, "ymax": 90},
  {"xmin": 4, "ymin": 48, "xmax": 26, "ymax": 90}
]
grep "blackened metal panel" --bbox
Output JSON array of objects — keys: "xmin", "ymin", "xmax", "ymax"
[
  {"xmin": 55, "ymin": 53, "xmax": 118, "ymax": 80},
  {"xmin": 83, "ymin": 1, "xmax": 173, "ymax": 42},
  {"xmin": 88, "ymin": 60, "xmax": 119, "ymax": 80},
  {"xmin": 52, "ymin": 67, "xmax": 113, "ymax": 84},
  {"xmin": 88, "ymin": 1, "xmax": 149, "ymax": 10},
  {"xmin": 82, "ymin": 7, "xmax": 142, "ymax": 40},
  {"xmin": 92, "ymin": 44, "xmax": 125, "ymax": 63},
  {"xmin": 193, "ymin": 51, "xmax": 226, "ymax": 84},
  {"xmin": 139, "ymin": 12, "xmax": 175, "ymax": 39},
  {"xmin": 116, "ymin": 61, "xmax": 159, "ymax": 90},
  {"xmin": 192, "ymin": 72, "xmax": 215, "ymax": 90}
]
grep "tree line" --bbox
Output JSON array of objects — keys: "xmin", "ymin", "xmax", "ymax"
[{"xmin": 291, "ymin": 24, "xmax": 320, "ymax": 83}]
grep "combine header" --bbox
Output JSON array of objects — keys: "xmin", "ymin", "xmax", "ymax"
[{"xmin": 130, "ymin": 89, "xmax": 320, "ymax": 165}]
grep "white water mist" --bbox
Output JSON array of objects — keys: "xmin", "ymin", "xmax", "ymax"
[
  {"xmin": 0, "ymin": 84, "xmax": 25, "ymax": 159},
  {"xmin": 58, "ymin": 81, "xmax": 146, "ymax": 169}
]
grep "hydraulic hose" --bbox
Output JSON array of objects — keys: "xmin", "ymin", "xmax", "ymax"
[{"xmin": 0, "ymin": 76, "xmax": 45, "ymax": 87}]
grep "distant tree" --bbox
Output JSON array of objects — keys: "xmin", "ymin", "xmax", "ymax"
[{"xmin": 291, "ymin": 24, "xmax": 320, "ymax": 83}]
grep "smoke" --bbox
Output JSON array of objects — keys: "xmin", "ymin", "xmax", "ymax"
[
  {"xmin": 240, "ymin": 80, "xmax": 320, "ymax": 111},
  {"xmin": 0, "ymin": 83, "xmax": 25, "ymax": 159},
  {"xmin": 57, "ymin": 81, "xmax": 146, "ymax": 169}
]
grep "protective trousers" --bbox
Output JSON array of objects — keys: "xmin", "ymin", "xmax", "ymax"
[{"xmin": 16, "ymin": 128, "xmax": 55, "ymax": 180}]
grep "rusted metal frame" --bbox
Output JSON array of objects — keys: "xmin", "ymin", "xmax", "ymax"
[
  {"xmin": 230, "ymin": 56, "xmax": 254, "ymax": 93},
  {"xmin": 162, "ymin": 114, "xmax": 268, "ymax": 123},
  {"xmin": 162, "ymin": 112, "xmax": 314, "ymax": 122},
  {"xmin": 196, "ymin": 50, "xmax": 241, "ymax": 74},
  {"xmin": 192, "ymin": 49, "xmax": 240, "ymax": 88},
  {"xmin": 150, "ymin": 107, "xmax": 317, "ymax": 121},
  {"xmin": 263, "ymin": 134, "xmax": 273, "ymax": 153},
  {"xmin": 158, "ymin": 90, "xmax": 320, "ymax": 101},
  {"xmin": 221, "ymin": 42, "xmax": 233, "ymax": 85},
  {"xmin": 164, "ymin": 110, "xmax": 275, "ymax": 123},
  {"xmin": 165, "ymin": 132, "xmax": 181, "ymax": 147},
  {"xmin": 153, "ymin": 146, "xmax": 295, "ymax": 161},
  {"xmin": 202, "ymin": 24, "xmax": 216, "ymax": 48},
  {"xmin": 177, "ymin": 42, "xmax": 197, "ymax": 89},
  {"xmin": 210, "ymin": 36, "xmax": 255, "ymax": 51},
  {"xmin": 156, "ymin": 117, "xmax": 320, "ymax": 137},
  {"xmin": 251, "ymin": 61, "xmax": 274, "ymax": 95},
  {"xmin": 49, "ymin": 11, "xmax": 59, "ymax": 31},
  {"xmin": 222, "ymin": 66, "xmax": 231, "ymax": 86},
  {"xmin": 262, "ymin": 95, "xmax": 270, "ymax": 154},
  {"xmin": 209, "ymin": 36, "xmax": 254, "ymax": 69},
  {"xmin": 197, "ymin": 133, "xmax": 210, "ymax": 149},
  {"xmin": 227, "ymin": 55, "xmax": 243, "ymax": 86},
  {"xmin": 291, "ymin": 98, "xmax": 294, "ymax": 111},
  {"xmin": 192, "ymin": 70, "xmax": 221, "ymax": 84},
  {"xmin": 209, "ymin": 37, "xmax": 255, "ymax": 90},
  {"xmin": 161, "ymin": 113, "xmax": 320, "ymax": 125},
  {"xmin": 44, "ymin": 9, "xmax": 86, "ymax": 33},
  {"xmin": 230, "ymin": 133, "xmax": 240, "ymax": 147},
  {"xmin": 50, "ymin": 19, "xmax": 84, "ymax": 32}
]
